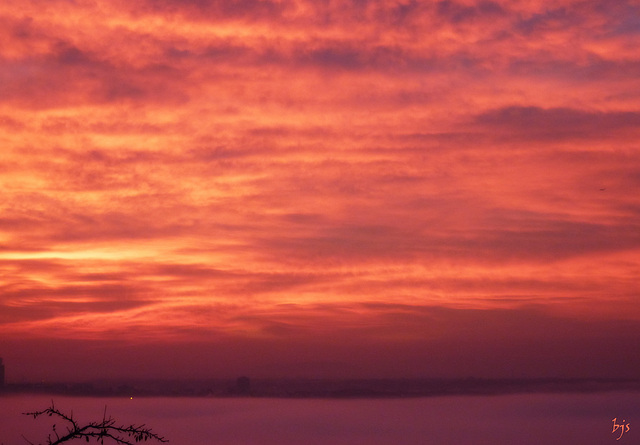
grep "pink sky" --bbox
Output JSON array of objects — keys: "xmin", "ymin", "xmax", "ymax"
[{"xmin": 1, "ymin": 0, "xmax": 640, "ymax": 381}]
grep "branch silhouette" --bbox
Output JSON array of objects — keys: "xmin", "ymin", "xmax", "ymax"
[{"xmin": 22, "ymin": 401, "xmax": 167, "ymax": 445}]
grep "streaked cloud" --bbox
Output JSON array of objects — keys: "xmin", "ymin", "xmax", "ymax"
[{"xmin": 0, "ymin": 0, "xmax": 639, "ymax": 378}]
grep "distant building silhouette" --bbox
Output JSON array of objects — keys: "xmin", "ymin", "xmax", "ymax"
[
  {"xmin": 229, "ymin": 376, "xmax": 251, "ymax": 395},
  {"xmin": 0, "ymin": 357, "xmax": 4, "ymax": 388}
]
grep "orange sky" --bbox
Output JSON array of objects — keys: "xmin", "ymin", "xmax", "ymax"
[{"xmin": 1, "ymin": 0, "xmax": 640, "ymax": 381}]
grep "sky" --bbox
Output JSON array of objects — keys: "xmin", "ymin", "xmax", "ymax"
[{"xmin": 1, "ymin": 0, "xmax": 640, "ymax": 382}]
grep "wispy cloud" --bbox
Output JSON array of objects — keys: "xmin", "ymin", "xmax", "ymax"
[{"xmin": 1, "ymin": 0, "xmax": 639, "ymax": 378}]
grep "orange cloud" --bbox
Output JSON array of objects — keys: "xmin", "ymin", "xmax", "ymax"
[{"xmin": 0, "ymin": 0, "xmax": 639, "ymax": 379}]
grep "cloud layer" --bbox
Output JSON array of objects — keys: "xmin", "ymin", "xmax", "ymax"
[{"xmin": 1, "ymin": 0, "xmax": 639, "ymax": 379}]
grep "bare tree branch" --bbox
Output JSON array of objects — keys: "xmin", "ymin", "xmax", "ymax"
[{"xmin": 23, "ymin": 401, "xmax": 167, "ymax": 445}]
